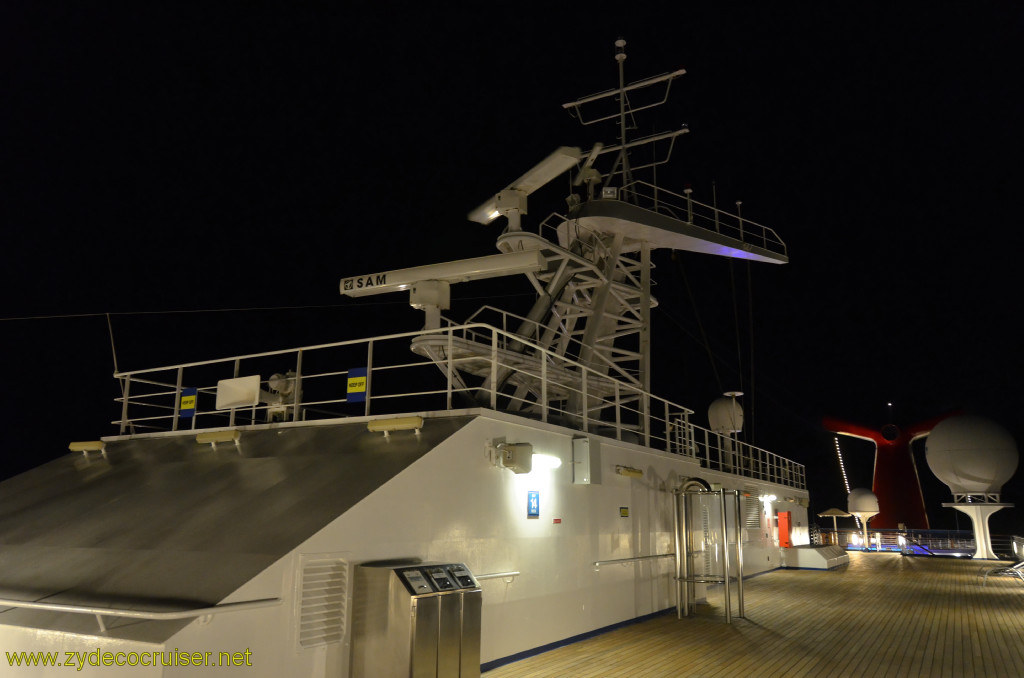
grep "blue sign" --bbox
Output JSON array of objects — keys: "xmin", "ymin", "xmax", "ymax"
[
  {"xmin": 179, "ymin": 387, "xmax": 197, "ymax": 419},
  {"xmin": 527, "ymin": 490, "xmax": 540, "ymax": 518},
  {"xmin": 347, "ymin": 367, "xmax": 367, "ymax": 403}
]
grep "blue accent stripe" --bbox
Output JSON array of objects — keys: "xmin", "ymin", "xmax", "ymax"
[
  {"xmin": 480, "ymin": 567, "xmax": 789, "ymax": 672},
  {"xmin": 480, "ymin": 608, "xmax": 674, "ymax": 673}
]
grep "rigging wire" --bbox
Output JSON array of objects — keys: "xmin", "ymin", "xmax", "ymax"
[
  {"xmin": 105, "ymin": 312, "xmax": 119, "ymax": 374},
  {"xmin": 728, "ymin": 257, "xmax": 744, "ymax": 394},
  {"xmin": 747, "ymin": 260, "xmax": 756, "ymax": 443},
  {"xmin": 671, "ymin": 251, "xmax": 722, "ymax": 392},
  {"xmin": 0, "ymin": 292, "xmax": 537, "ymax": 323}
]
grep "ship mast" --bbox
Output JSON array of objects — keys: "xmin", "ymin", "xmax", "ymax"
[
  {"xmin": 348, "ymin": 39, "xmax": 788, "ymax": 434},
  {"xmin": 469, "ymin": 38, "xmax": 787, "ymax": 427}
]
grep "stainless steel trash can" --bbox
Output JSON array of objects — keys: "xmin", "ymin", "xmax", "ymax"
[{"xmin": 352, "ymin": 561, "xmax": 481, "ymax": 678}]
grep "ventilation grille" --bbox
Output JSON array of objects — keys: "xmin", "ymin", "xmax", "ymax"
[
  {"xmin": 744, "ymin": 489, "xmax": 761, "ymax": 530},
  {"xmin": 298, "ymin": 557, "xmax": 348, "ymax": 648},
  {"xmin": 701, "ymin": 505, "xmax": 712, "ymax": 574}
]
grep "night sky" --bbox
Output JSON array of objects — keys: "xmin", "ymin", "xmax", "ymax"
[{"xmin": 3, "ymin": 4, "xmax": 1022, "ymax": 532}]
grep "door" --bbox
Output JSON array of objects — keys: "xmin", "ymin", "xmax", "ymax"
[{"xmin": 778, "ymin": 510, "xmax": 792, "ymax": 548}]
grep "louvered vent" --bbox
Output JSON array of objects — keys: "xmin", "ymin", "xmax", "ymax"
[
  {"xmin": 298, "ymin": 557, "xmax": 348, "ymax": 648},
  {"xmin": 701, "ymin": 505, "xmax": 712, "ymax": 574},
  {"xmin": 744, "ymin": 489, "xmax": 761, "ymax": 529}
]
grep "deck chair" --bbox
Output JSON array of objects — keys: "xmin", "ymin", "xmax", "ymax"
[{"xmin": 979, "ymin": 559, "xmax": 1024, "ymax": 586}]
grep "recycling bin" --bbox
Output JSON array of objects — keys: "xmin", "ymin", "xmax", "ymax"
[{"xmin": 352, "ymin": 561, "xmax": 481, "ymax": 678}]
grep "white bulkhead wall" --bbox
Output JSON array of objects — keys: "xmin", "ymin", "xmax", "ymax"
[{"xmin": 164, "ymin": 412, "xmax": 808, "ymax": 677}]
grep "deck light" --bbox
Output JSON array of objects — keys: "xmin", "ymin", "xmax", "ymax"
[
  {"xmin": 367, "ymin": 416, "xmax": 423, "ymax": 437},
  {"xmin": 488, "ymin": 442, "xmax": 533, "ymax": 474},
  {"xmin": 195, "ymin": 429, "xmax": 241, "ymax": 451},
  {"xmin": 532, "ymin": 454, "xmax": 562, "ymax": 470},
  {"xmin": 68, "ymin": 441, "xmax": 106, "ymax": 456}
]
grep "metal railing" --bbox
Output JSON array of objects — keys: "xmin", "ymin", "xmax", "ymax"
[
  {"xmin": 818, "ymin": 528, "xmax": 1018, "ymax": 560},
  {"xmin": 620, "ymin": 181, "xmax": 788, "ymax": 258},
  {"xmin": 111, "ymin": 323, "xmax": 805, "ymax": 489},
  {"xmin": 0, "ymin": 596, "xmax": 281, "ymax": 634},
  {"xmin": 593, "ymin": 554, "xmax": 674, "ymax": 570},
  {"xmin": 475, "ymin": 571, "xmax": 521, "ymax": 582}
]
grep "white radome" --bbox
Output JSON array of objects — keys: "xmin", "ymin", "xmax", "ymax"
[
  {"xmin": 848, "ymin": 488, "xmax": 879, "ymax": 514},
  {"xmin": 708, "ymin": 396, "xmax": 744, "ymax": 434},
  {"xmin": 925, "ymin": 414, "xmax": 1018, "ymax": 495}
]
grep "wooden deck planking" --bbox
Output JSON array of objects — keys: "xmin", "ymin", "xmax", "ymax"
[{"xmin": 483, "ymin": 552, "xmax": 1024, "ymax": 678}]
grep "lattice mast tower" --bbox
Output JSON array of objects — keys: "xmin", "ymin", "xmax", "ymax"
[{"xmin": 467, "ymin": 39, "xmax": 787, "ymax": 424}]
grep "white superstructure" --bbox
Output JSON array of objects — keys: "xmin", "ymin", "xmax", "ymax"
[{"xmin": 0, "ymin": 40, "xmax": 811, "ymax": 677}]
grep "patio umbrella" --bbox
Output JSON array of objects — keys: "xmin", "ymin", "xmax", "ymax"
[{"xmin": 818, "ymin": 508, "xmax": 852, "ymax": 537}]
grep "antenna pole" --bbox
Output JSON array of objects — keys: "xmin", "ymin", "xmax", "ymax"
[
  {"xmin": 614, "ymin": 39, "xmax": 633, "ymax": 192},
  {"xmin": 106, "ymin": 312, "xmax": 120, "ymax": 374}
]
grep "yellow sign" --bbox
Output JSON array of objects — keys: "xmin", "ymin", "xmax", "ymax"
[
  {"xmin": 347, "ymin": 367, "xmax": 368, "ymax": 403},
  {"xmin": 180, "ymin": 395, "xmax": 197, "ymax": 410}
]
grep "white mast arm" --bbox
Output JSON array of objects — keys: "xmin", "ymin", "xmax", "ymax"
[
  {"xmin": 468, "ymin": 147, "xmax": 581, "ymax": 226},
  {"xmin": 339, "ymin": 251, "xmax": 545, "ymax": 298},
  {"xmin": 340, "ymin": 250, "xmax": 546, "ymax": 329}
]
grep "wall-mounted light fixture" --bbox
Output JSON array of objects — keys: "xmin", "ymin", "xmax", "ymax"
[
  {"xmin": 494, "ymin": 442, "xmax": 533, "ymax": 474},
  {"xmin": 486, "ymin": 441, "xmax": 563, "ymax": 475},
  {"xmin": 366, "ymin": 416, "xmax": 423, "ymax": 438}
]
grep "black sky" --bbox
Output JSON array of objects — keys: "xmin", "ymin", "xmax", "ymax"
[{"xmin": 2, "ymin": 3, "xmax": 1022, "ymax": 531}]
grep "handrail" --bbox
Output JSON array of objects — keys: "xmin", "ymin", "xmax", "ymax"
[
  {"xmin": 475, "ymin": 571, "xmax": 521, "ymax": 581},
  {"xmin": 109, "ymin": 322, "xmax": 806, "ymax": 490},
  {"xmin": 0, "ymin": 596, "xmax": 282, "ymax": 633},
  {"xmin": 620, "ymin": 180, "xmax": 787, "ymax": 257},
  {"xmin": 593, "ymin": 553, "xmax": 674, "ymax": 569}
]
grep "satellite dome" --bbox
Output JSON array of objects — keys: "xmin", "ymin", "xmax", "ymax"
[
  {"xmin": 708, "ymin": 394, "xmax": 744, "ymax": 434},
  {"xmin": 925, "ymin": 415, "xmax": 1018, "ymax": 496},
  {"xmin": 848, "ymin": 488, "xmax": 879, "ymax": 514}
]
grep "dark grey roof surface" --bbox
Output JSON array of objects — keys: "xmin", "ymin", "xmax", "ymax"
[{"xmin": 0, "ymin": 416, "xmax": 471, "ymax": 637}]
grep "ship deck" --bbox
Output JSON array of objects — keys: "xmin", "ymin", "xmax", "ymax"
[{"xmin": 483, "ymin": 551, "xmax": 1024, "ymax": 678}]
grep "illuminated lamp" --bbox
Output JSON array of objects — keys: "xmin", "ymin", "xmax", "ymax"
[
  {"xmin": 493, "ymin": 442, "xmax": 533, "ymax": 474},
  {"xmin": 367, "ymin": 416, "xmax": 424, "ymax": 438},
  {"xmin": 532, "ymin": 454, "xmax": 562, "ymax": 470}
]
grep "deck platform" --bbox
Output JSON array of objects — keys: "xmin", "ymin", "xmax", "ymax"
[{"xmin": 484, "ymin": 551, "xmax": 1024, "ymax": 677}]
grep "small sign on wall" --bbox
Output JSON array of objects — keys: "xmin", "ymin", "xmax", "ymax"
[
  {"xmin": 527, "ymin": 491, "xmax": 540, "ymax": 519},
  {"xmin": 619, "ymin": 506, "xmax": 629, "ymax": 518}
]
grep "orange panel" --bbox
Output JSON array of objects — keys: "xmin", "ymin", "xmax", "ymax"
[{"xmin": 779, "ymin": 511, "xmax": 792, "ymax": 548}]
